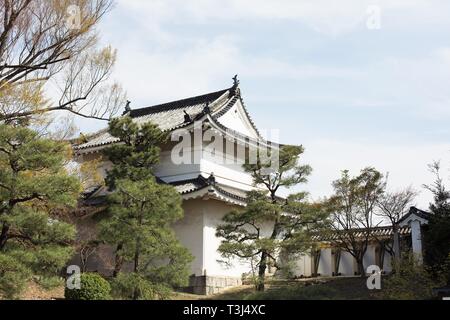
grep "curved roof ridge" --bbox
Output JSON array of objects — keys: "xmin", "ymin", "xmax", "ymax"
[
  {"xmin": 128, "ymin": 88, "xmax": 230, "ymax": 118},
  {"xmin": 236, "ymin": 90, "xmax": 261, "ymax": 137},
  {"xmin": 211, "ymin": 88, "xmax": 261, "ymax": 138}
]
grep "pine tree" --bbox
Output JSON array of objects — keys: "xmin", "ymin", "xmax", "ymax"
[
  {"xmin": 0, "ymin": 124, "xmax": 80, "ymax": 298},
  {"xmin": 99, "ymin": 116, "xmax": 192, "ymax": 299},
  {"xmin": 103, "ymin": 116, "xmax": 167, "ymax": 190},
  {"xmin": 216, "ymin": 145, "xmax": 328, "ymax": 291},
  {"xmin": 423, "ymin": 162, "xmax": 450, "ymax": 284}
]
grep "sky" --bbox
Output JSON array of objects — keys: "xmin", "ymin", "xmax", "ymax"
[{"xmin": 75, "ymin": 0, "xmax": 450, "ymax": 208}]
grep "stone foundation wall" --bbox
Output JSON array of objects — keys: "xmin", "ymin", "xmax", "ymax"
[{"xmin": 187, "ymin": 275, "xmax": 242, "ymax": 295}]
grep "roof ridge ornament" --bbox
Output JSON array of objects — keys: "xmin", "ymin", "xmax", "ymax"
[
  {"xmin": 232, "ymin": 74, "xmax": 239, "ymax": 88},
  {"xmin": 202, "ymin": 102, "xmax": 211, "ymax": 114},
  {"xmin": 192, "ymin": 102, "xmax": 211, "ymax": 121},
  {"xmin": 229, "ymin": 74, "xmax": 240, "ymax": 97},
  {"xmin": 207, "ymin": 173, "xmax": 216, "ymax": 193},
  {"xmin": 123, "ymin": 100, "xmax": 131, "ymax": 115},
  {"xmin": 207, "ymin": 172, "xmax": 216, "ymax": 185},
  {"xmin": 183, "ymin": 110, "xmax": 192, "ymax": 123}
]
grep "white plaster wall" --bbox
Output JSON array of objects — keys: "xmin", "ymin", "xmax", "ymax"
[
  {"xmin": 154, "ymin": 147, "xmax": 202, "ymax": 183},
  {"xmin": 216, "ymin": 101, "xmax": 259, "ymax": 139},
  {"xmin": 291, "ymin": 254, "xmax": 312, "ymax": 277},
  {"xmin": 200, "ymin": 159, "xmax": 254, "ymax": 191},
  {"xmin": 291, "ymin": 245, "xmax": 396, "ymax": 277},
  {"xmin": 291, "ymin": 246, "xmax": 395, "ymax": 278},
  {"xmin": 76, "ymin": 127, "xmax": 257, "ymax": 190},
  {"xmin": 363, "ymin": 245, "xmax": 376, "ymax": 273},
  {"xmin": 339, "ymin": 251, "xmax": 355, "ymax": 276},
  {"xmin": 200, "ymin": 199, "xmax": 274, "ymax": 278},
  {"xmin": 76, "ymin": 148, "xmax": 200, "ymax": 184},
  {"xmin": 172, "ymin": 199, "xmax": 205, "ymax": 276},
  {"xmin": 156, "ymin": 134, "xmax": 256, "ymax": 189},
  {"xmin": 318, "ymin": 248, "xmax": 332, "ymax": 276},
  {"xmin": 77, "ymin": 142, "xmax": 204, "ymax": 185},
  {"xmin": 202, "ymin": 200, "xmax": 249, "ymax": 277},
  {"xmin": 303, "ymin": 254, "xmax": 312, "ymax": 277},
  {"xmin": 383, "ymin": 251, "xmax": 392, "ymax": 273},
  {"xmin": 410, "ymin": 220, "xmax": 423, "ymax": 261},
  {"xmin": 200, "ymin": 136, "xmax": 259, "ymax": 191}
]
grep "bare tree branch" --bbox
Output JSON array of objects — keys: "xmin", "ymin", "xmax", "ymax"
[{"xmin": 0, "ymin": 0, "xmax": 126, "ymax": 122}]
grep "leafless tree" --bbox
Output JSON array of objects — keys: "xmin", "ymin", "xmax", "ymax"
[
  {"xmin": 79, "ymin": 239, "xmax": 101, "ymax": 272},
  {"xmin": 376, "ymin": 186, "xmax": 418, "ymax": 263},
  {"xmin": 0, "ymin": 0, "xmax": 126, "ymax": 123},
  {"xmin": 326, "ymin": 168, "xmax": 386, "ymax": 277}
]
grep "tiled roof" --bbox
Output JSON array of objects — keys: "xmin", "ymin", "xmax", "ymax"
[
  {"xmin": 73, "ymin": 78, "xmax": 271, "ymax": 152},
  {"xmin": 313, "ymin": 225, "xmax": 412, "ymax": 242},
  {"xmin": 74, "ymin": 87, "xmax": 233, "ymax": 151},
  {"xmin": 172, "ymin": 175, "xmax": 248, "ymax": 203},
  {"xmin": 132, "ymin": 88, "xmax": 231, "ymax": 133},
  {"xmin": 74, "ymin": 129, "xmax": 119, "ymax": 150},
  {"xmin": 398, "ymin": 206, "xmax": 430, "ymax": 224},
  {"xmin": 213, "ymin": 184, "xmax": 248, "ymax": 201},
  {"xmin": 81, "ymin": 174, "xmax": 248, "ymax": 206},
  {"xmin": 171, "ymin": 176, "xmax": 210, "ymax": 194},
  {"xmin": 129, "ymin": 89, "xmax": 229, "ymax": 118}
]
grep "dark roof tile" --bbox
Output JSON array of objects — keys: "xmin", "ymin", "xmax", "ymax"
[{"xmin": 128, "ymin": 89, "xmax": 229, "ymax": 118}]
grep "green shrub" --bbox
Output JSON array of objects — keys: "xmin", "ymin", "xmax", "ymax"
[
  {"xmin": 382, "ymin": 254, "xmax": 445, "ymax": 300},
  {"xmin": 65, "ymin": 273, "xmax": 111, "ymax": 300},
  {"xmin": 244, "ymin": 284, "xmax": 341, "ymax": 300},
  {"xmin": 110, "ymin": 272, "xmax": 170, "ymax": 300},
  {"xmin": 0, "ymin": 253, "xmax": 32, "ymax": 299},
  {"xmin": 36, "ymin": 276, "xmax": 64, "ymax": 290}
]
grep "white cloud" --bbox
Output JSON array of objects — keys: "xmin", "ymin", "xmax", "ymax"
[
  {"xmin": 117, "ymin": 0, "xmax": 450, "ymax": 36},
  {"xmin": 109, "ymin": 35, "xmax": 240, "ymax": 105},
  {"xmin": 98, "ymin": 1, "xmax": 450, "ymax": 117},
  {"xmin": 301, "ymin": 138, "xmax": 450, "ymax": 208},
  {"xmin": 92, "ymin": 0, "xmax": 449, "ymax": 111},
  {"xmin": 100, "ymin": 30, "xmax": 363, "ymax": 110},
  {"xmin": 376, "ymin": 50, "xmax": 450, "ymax": 119}
]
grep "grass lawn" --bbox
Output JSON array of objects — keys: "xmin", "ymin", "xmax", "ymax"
[
  {"xmin": 172, "ymin": 277, "xmax": 384, "ymax": 300},
  {"xmin": 9, "ymin": 276, "xmax": 424, "ymax": 300},
  {"xmin": 0, "ymin": 281, "xmax": 65, "ymax": 300}
]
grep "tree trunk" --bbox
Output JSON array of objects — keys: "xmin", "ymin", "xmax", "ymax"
[
  {"xmin": 0, "ymin": 223, "xmax": 10, "ymax": 251},
  {"xmin": 112, "ymin": 243, "xmax": 124, "ymax": 277},
  {"xmin": 132, "ymin": 245, "xmax": 140, "ymax": 300},
  {"xmin": 132, "ymin": 211, "xmax": 143, "ymax": 300},
  {"xmin": 132, "ymin": 248, "xmax": 140, "ymax": 299},
  {"xmin": 355, "ymin": 254, "xmax": 365, "ymax": 277},
  {"xmin": 357, "ymin": 259, "xmax": 365, "ymax": 277},
  {"xmin": 134, "ymin": 241, "xmax": 140, "ymax": 273},
  {"xmin": 256, "ymin": 252, "xmax": 268, "ymax": 291},
  {"xmin": 393, "ymin": 228, "xmax": 401, "ymax": 268}
]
